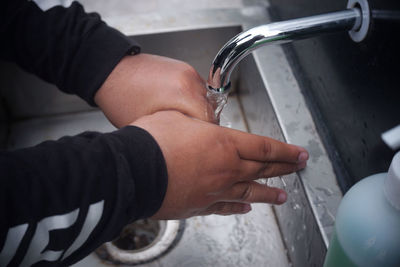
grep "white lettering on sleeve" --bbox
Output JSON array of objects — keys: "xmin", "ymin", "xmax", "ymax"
[
  {"xmin": 0, "ymin": 224, "xmax": 28, "ymax": 266},
  {"xmin": 62, "ymin": 200, "xmax": 104, "ymax": 260},
  {"xmin": 19, "ymin": 208, "xmax": 79, "ymax": 266},
  {"xmin": 1, "ymin": 200, "xmax": 105, "ymax": 266},
  {"xmin": 32, "ymin": 0, "xmax": 73, "ymax": 11}
]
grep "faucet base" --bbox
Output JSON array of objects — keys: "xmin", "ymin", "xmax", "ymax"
[{"xmin": 347, "ymin": 0, "xmax": 371, "ymax": 42}]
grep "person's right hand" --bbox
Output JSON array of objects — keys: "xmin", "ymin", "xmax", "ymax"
[
  {"xmin": 132, "ymin": 111, "xmax": 309, "ymax": 220},
  {"xmin": 95, "ymin": 53, "xmax": 215, "ymax": 128}
]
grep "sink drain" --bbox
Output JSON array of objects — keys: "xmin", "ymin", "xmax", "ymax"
[{"xmin": 96, "ymin": 219, "xmax": 184, "ymax": 265}]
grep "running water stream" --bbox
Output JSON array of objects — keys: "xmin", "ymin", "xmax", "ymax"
[
  {"xmin": 206, "ymin": 89, "xmax": 228, "ymax": 122},
  {"xmin": 206, "ymin": 88, "xmax": 287, "ymax": 189}
]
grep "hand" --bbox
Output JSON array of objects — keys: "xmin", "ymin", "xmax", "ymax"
[
  {"xmin": 132, "ymin": 111, "xmax": 309, "ymax": 219},
  {"xmin": 95, "ymin": 54, "xmax": 215, "ymax": 128}
]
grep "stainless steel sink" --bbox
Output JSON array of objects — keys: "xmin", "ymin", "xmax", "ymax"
[{"xmin": 0, "ymin": 3, "xmax": 343, "ymax": 266}]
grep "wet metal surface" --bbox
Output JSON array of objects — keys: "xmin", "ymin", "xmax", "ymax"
[
  {"xmin": 238, "ymin": 55, "xmax": 327, "ymax": 266},
  {"xmin": 0, "ymin": 1, "xmax": 347, "ymax": 266},
  {"xmin": 6, "ymin": 97, "xmax": 290, "ymax": 267},
  {"xmin": 74, "ymin": 203, "xmax": 289, "ymax": 267}
]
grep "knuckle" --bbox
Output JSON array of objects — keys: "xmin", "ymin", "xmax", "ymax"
[
  {"xmin": 262, "ymin": 163, "xmax": 276, "ymax": 178},
  {"xmin": 219, "ymin": 136, "xmax": 240, "ymax": 161},
  {"xmin": 258, "ymin": 162, "xmax": 270, "ymax": 178},
  {"xmin": 182, "ymin": 63, "xmax": 198, "ymax": 76},
  {"xmin": 239, "ymin": 183, "xmax": 253, "ymax": 202},
  {"xmin": 178, "ymin": 64, "xmax": 198, "ymax": 81},
  {"xmin": 261, "ymin": 140, "xmax": 272, "ymax": 159}
]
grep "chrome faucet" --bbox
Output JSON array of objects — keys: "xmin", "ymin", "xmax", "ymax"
[{"xmin": 207, "ymin": 0, "xmax": 370, "ymax": 93}]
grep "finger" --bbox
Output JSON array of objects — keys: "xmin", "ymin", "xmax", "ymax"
[
  {"xmin": 200, "ymin": 202, "xmax": 252, "ymax": 216},
  {"xmin": 221, "ymin": 181, "xmax": 287, "ymax": 205},
  {"xmin": 228, "ymin": 129, "xmax": 309, "ymax": 163},
  {"xmin": 238, "ymin": 160, "xmax": 307, "ymax": 181},
  {"xmin": 261, "ymin": 160, "xmax": 307, "ymax": 178}
]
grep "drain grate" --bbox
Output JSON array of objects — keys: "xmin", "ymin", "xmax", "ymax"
[
  {"xmin": 112, "ymin": 219, "xmax": 161, "ymax": 251},
  {"xmin": 96, "ymin": 219, "xmax": 184, "ymax": 265}
]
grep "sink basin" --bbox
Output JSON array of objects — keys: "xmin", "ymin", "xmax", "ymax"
[{"xmin": 0, "ymin": 24, "xmax": 331, "ymax": 266}]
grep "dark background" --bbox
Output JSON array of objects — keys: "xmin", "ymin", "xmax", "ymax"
[{"xmin": 268, "ymin": 0, "xmax": 400, "ymax": 192}]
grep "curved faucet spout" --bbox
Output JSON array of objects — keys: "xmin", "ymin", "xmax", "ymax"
[{"xmin": 207, "ymin": 8, "xmax": 362, "ymax": 93}]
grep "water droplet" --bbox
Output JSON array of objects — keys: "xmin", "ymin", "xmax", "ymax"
[
  {"xmin": 315, "ymin": 187, "xmax": 333, "ymax": 197},
  {"xmin": 314, "ymin": 195, "xmax": 326, "ymax": 205},
  {"xmin": 365, "ymin": 237, "xmax": 376, "ymax": 248},
  {"xmin": 296, "ymin": 233, "xmax": 303, "ymax": 241},
  {"xmin": 292, "ymin": 203, "xmax": 301, "ymax": 210},
  {"xmin": 319, "ymin": 206, "xmax": 335, "ymax": 227},
  {"xmin": 378, "ymin": 250, "xmax": 387, "ymax": 261}
]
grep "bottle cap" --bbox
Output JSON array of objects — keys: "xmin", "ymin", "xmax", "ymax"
[
  {"xmin": 382, "ymin": 124, "xmax": 400, "ymax": 150},
  {"xmin": 384, "ymin": 152, "xmax": 400, "ymax": 210}
]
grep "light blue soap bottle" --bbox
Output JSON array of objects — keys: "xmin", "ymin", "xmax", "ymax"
[{"xmin": 323, "ymin": 152, "xmax": 400, "ymax": 267}]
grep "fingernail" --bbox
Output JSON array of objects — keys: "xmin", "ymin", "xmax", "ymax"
[
  {"xmin": 278, "ymin": 192, "xmax": 287, "ymax": 203},
  {"xmin": 298, "ymin": 151, "xmax": 309, "ymax": 162},
  {"xmin": 297, "ymin": 161, "xmax": 307, "ymax": 170},
  {"xmin": 242, "ymin": 204, "xmax": 252, "ymax": 213}
]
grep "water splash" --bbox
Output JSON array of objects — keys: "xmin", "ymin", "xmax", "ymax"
[
  {"xmin": 292, "ymin": 203, "xmax": 301, "ymax": 211},
  {"xmin": 206, "ymin": 89, "xmax": 228, "ymax": 122},
  {"xmin": 280, "ymin": 177, "xmax": 287, "ymax": 188},
  {"xmin": 315, "ymin": 187, "xmax": 334, "ymax": 197},
  {"xmin": 219, "ymin": 113, "xmax": 233, "ymax": 128}
]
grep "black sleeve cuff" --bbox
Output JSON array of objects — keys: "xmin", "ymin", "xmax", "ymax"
[
  {"xmin": 65, "ymin": 25, "xmax": 141, "ymax": 106},
  {"xmin": 109, "ymin": 126, "xmax": 168, "ymax": 219}
]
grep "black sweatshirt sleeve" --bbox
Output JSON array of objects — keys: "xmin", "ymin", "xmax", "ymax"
[
  {"xmin": 1, "ymin": 0, "xmax": 140, "ymax": 106},
  {"xmin": 0, "ymin": 1, "xmax": 169, "ymax": 266},
  {"xmin": 0, "ymin": 126, "xmax": 168, "ymax": 266}
]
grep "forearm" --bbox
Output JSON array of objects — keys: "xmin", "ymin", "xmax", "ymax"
[
  {"xmin": 1, "ymin": 0, "xmax": 140, "ymax": 105},
  {"xmin": 0, "ymin": 126, "xmax": 167, "ymax": 266}
]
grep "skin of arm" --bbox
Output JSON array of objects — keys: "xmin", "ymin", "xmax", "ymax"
[{"xmin": 95, "ymin": 53, "xmax": 216, "ymax": 127}]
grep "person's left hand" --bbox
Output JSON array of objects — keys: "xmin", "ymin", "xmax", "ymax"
[
  {"xmin": 131, "ymin": 111, "xmax": 309, "ymax": 219},
  {"xmin": 95, "ymin": 53, "xmax": 215, "ymax": 128}
]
